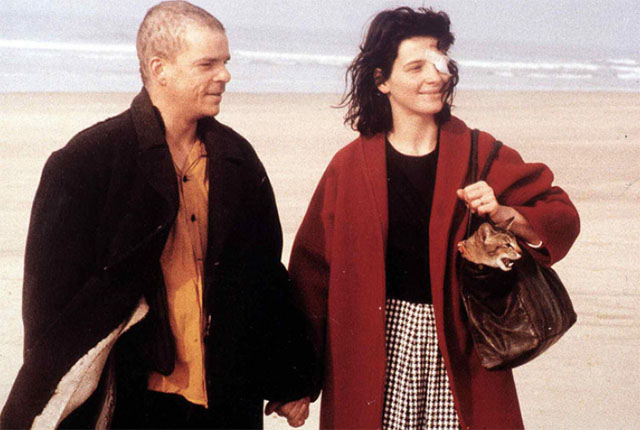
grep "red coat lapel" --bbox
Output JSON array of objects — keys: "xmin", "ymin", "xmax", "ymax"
[
  {"xmin": 359, "ymin": 134, "xmax": 388, "ymax": 252},
  {"xmin": 429, "ymin": 118, "xmax": 470, "ymax": 308}
]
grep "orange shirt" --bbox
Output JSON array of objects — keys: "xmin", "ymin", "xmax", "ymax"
[{"xmin": 148, "ymin": 140, "xmax": 209, "ymax": 407}]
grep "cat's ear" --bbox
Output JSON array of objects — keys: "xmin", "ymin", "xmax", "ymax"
[
  {"xmin": 479, "ymin": 223, "xmax": 494, "ymax": 242},
  {"xmin": 496, "ymin": 217, "xmax": 515, "ymax": 231}
]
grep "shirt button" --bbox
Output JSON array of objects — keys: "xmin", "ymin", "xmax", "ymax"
[
  {"xmin": 183, "ymin": 175, "xmax": 188, "ymax": 182},
  {"xmin": 191, "ymin": 214, "xmax": 196, "ymax": 222}
]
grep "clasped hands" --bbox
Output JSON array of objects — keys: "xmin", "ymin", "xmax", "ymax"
[
  {"xmin": 265, "ymin": 396, "xmax": 310, "ymax": 428},
  {"xmin": 262, "ymin": 183, "xmax": 518, "ymax": 429}
]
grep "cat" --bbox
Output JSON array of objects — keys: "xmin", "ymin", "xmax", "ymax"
[{"xmin": 457, "ymin": 218, "xmax": 522, "ymax": 271}]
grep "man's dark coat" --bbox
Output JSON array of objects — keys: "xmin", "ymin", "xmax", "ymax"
[{"xmin": 0, "ymin": 89, "xmax": 314, "ymax": 429}]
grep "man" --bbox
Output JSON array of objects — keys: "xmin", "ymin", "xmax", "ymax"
[{"xmin": 0, "ymin": 2, "xmax": 312, "ymax": 428}]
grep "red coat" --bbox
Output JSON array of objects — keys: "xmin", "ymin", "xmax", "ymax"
[{"xmin": 289, "ymin": 116, "xmax": 580, "ymax": 429}]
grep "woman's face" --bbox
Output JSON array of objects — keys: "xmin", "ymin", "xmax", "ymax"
[{"xmin": 377, "ymin": 36, "xmax": 451, "ymax": 121}]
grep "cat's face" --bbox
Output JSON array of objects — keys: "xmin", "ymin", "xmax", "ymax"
[
  {"xmin": 458, "ymin": 219, "xmax": 524, "ymax": 271},
  {"xmin": 481, "ymin": 223, "xmax": 522, "ymax": 271}
]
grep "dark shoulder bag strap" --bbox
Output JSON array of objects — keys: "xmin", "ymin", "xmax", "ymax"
[
  {"xmin": 464, "ymin": 129, "xmax": 503, "ymax": 237},
  {"xmin": 480, "ymin": 140, "xmax": 503, "ymax": 181},
  {"xmin": 464, "ymin": 129, "xmax": 480, "ymax": 237}
]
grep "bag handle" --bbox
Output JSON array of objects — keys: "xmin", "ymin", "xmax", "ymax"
[{"xmin": 464, "ymin": 129, "xmax": 503, "ymax": 237}]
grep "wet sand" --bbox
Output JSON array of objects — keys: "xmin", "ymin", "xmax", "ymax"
[{"xmin": 0, "ymin": 90, "xmax": 638, "ymax": 429}]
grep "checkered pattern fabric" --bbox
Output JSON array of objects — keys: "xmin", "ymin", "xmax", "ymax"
[{"xmin": 383, "ymin": 298, "xmax": 460, "ymax": 430}]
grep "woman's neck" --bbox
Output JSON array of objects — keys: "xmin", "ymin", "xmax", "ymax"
[{"xmin": 387, "ymin": 114, "xmax": 439, "ymax": 156}]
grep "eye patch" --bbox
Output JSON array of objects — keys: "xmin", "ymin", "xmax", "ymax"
[{"xmin": 424, "ymin": 49, "xmax": 452, "ymax": 76}]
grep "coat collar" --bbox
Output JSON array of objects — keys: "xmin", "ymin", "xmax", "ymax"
[
  {"xmin": 129, "ymin": 88, "xmax": 246, "ymax": 266},
  {"xmin": 358, "ymin": 117, "xmax": 471, "ymax": 295},
  {"xmin": 130, "ymin": 88, "xmax": 179, "ymax": 218}
]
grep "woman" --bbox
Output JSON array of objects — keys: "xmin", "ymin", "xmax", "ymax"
[{"xmin": 289, "ymin": 7, "xmax": 580, "ymax": 430}]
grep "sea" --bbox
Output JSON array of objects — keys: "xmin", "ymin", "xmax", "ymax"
[{"xmin": 1, "ymin": 13, "xmax": 638, "ymax": 93}]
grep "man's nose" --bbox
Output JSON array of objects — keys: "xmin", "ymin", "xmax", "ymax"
[{"xmin": 216, "ymin": 66, "xmax": 231, "ymax": 83}]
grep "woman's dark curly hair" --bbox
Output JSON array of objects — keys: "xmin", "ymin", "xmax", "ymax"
[{"xmin": 339, "ymin": 7, "xmax": 459, "ymax": 136}]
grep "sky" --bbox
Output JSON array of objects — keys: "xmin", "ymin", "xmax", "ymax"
[
  {"xmin": 1, "ymin": 1, "xmax": 637, "ymax": 92},
  {"xmin": 2, "ymin": 0, "xmax": 638, "ymax": 55}
]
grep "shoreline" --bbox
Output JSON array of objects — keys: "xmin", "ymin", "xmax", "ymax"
[{"xmin": 1, "ymin": 88, "xmax": 639, "ymax": 94}]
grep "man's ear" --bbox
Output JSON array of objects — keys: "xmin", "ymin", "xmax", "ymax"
[
  {"xmin": 374, "ymin": 68, "xmax": 389, "ymax": 94},
  {"xmin": 149, "ymin": 57, "xmax": 167, "ymax": 86}
]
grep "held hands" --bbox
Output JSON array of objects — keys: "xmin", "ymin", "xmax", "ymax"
[{"xmin": 265, "ymin": 397, "xmax": 310, "ymax": 428}]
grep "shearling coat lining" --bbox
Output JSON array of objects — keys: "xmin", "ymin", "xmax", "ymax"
[{"xmin": 32, "ymin": 299, "xmax": 148, "ymax": 429}]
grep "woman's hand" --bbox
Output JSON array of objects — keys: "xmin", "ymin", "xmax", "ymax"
[
  {"xmin": 457, "ymin": 181, "xmax": 543, "ymax": 246},
  {"xmin": 456, "ymin": 180, "xmax": 499, "ymax": 218}
]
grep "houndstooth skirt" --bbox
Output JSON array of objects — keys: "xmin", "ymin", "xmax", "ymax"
[{"xmin": 383, "ymin": 298, "xmax": 460, "ymax": 430}]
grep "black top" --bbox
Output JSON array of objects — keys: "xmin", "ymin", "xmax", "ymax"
[{"xmin": 385, "ymin": 137, "xmax": 438, "ymax": 304}]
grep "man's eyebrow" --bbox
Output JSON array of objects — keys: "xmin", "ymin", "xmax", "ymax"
[{"xmin": 193, "ymin": 55, "xmax": 231, "ymax": 64}]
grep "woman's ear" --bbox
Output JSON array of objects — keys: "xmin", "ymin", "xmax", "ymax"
[{"xmin": 374, "ymin": 68, "xmax": 389, "ymax": 94}]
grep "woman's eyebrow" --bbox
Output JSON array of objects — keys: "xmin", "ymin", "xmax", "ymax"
[{"xmin": 403, "ymin": 59, "xmax": 425, "ymax": 68}]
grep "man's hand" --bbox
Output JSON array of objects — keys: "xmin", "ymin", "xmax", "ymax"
[{"xmin": 265, "ymin": 397, "xmax": 310, "ymax": 428}]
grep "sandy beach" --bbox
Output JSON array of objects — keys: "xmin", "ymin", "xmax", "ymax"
[{"xmin": 0, "ymin": 90, "xmax": 638, "ymax": 429}]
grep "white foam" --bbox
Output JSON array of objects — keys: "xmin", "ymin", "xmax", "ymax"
[
  {"xmin": 617, "ymin": 73, "xmax": 640, "ymax": 80},
  {"xmin": 0, "ymin": 39, "xmax": 135, "ymax": 54},
  {"xmin": 459, "ymin": 59, "xmax": 600, "ymax": 72},
  {"xmin": 234, "ymin": 49, "xmax": 351, "ymax": 67},
  {"xmin": 606, "ymin": 58, "xmax": 638, "ymax": 66},
  {"xmin": 526, "ymin": 72, "xmax": 593, "ymax": 80}
]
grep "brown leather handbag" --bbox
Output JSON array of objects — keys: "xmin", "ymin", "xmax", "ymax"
[{"xmin": 458, "ymin": 129, "xmax": 577, "ymax": 370}]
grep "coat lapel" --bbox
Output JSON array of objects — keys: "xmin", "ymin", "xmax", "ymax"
[
  {"xmin": 359, "ymin": 134, "xmax": 388, "ymax": 251},
  {"xmin": 201, "ymin": 119, "xmax": 245, "ymax": 266},
  {"xmin": 129, "ymin": 89, "xmax": 244, "ymax": 270},
  {"xmin": 429, "ymin": 118, "xmax": 471, "ymax": 302},
  {"xmin": 104, "ymin": 89, "xmax": 179, "ymax": 268},
  {"xmin": 130, "ymin": 89, "xmax": 179, "ymax": 219}
]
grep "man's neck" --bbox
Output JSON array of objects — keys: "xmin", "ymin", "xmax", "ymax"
[
  {"xmin": 148, "ymin": 87, "xmax": 200, "ymax": 169},
  {"xmin": 165, "ymin": 120, "xmax": 200, "ymax": 171}
]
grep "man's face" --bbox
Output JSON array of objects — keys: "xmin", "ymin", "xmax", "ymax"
[{"xmin": 163, "ymin": 24, "xmax": 231, "ymax": 120}]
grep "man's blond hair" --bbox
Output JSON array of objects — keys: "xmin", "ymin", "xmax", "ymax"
[{"xmin": 136, "ymin": 1, "xmax": 225, "ymax": 84}]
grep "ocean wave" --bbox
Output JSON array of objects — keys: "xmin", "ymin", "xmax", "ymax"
[
  {"xmin": 1, "ymin": 38, "xmax": 637, "ymax": 92},
  {"xmin": 610, "ymin": 65, "xmax": 640, "ymax": 80},
  {"xmin": 617, "ymin": 73, "xmax": 640, "ymax": 80},
  {"xmin": 459, "ymin": 59, "xmax": 600, "ymax": 72},
  {"xmin": 0, "ymin": 38, "xmax": 135, "ymax": 54},
  {"xmin": 526, "ymin": 72, "xmax": 593, "ymax": 80},
  {"xmin": 611, "ymin": 65, "xmax": 640, "ymax": 73},
  {"xmin": 233, "ymin": 49, "xmax": 351, "ymax": 67},
  {"xmin": 607, "ymin": 58, "xmax": 638, "ymax": 66}
]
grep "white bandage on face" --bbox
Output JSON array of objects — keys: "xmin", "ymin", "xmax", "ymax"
[{"xmin": 424, "ymin": 48, "xmax": 452, "ymax": 76}]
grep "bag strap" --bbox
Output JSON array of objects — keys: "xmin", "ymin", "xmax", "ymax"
[
  {"xmin": 480, "ymin": 140, "xmax": 503, "ymax": 181},
  {"xmin": 464, "ymin": 129, "xmax": 503, "ymax": 236}
]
